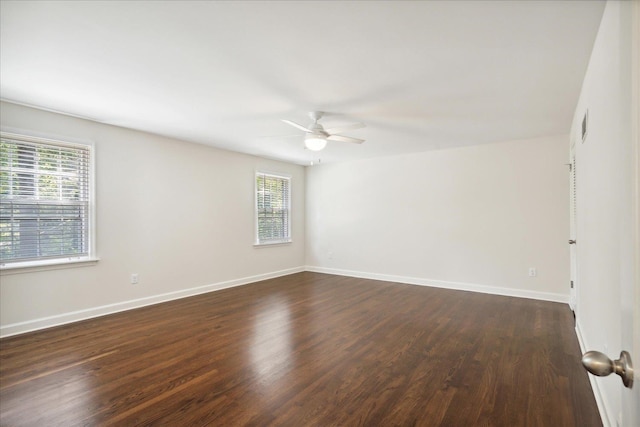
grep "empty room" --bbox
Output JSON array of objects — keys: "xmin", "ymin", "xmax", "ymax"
[{"xmin": 0, "ymin": 1, "xmax": 638, "ymax": 426}]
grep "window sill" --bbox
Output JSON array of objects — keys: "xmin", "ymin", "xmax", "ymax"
[
  {"xmin": 253, "ymin": 240, "xmax": 292, "ymax": 248},
  {"xmin": 0, "ymin": 257, "xmax": 100, "ymax": 275}
]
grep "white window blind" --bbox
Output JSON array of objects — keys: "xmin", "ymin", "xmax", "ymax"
[
  {"xmin": 255, "ymin": 172, "xmax": 291, "ymax": 245},
  {"xmin": 0, "ymin": 134, "xmax": 92, "ymax": 265}
]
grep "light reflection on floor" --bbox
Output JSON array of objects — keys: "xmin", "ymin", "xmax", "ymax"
[{"xmin": 249, "ymin": 298, "xmax": 293, "ymax": 388}]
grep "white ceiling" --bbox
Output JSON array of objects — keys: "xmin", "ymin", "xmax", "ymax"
[{"xmin": 0, "ymin": 1, "xmax": 605, "ymax": 165}]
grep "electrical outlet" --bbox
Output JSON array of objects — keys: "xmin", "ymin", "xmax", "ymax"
[
  {"xmin": 131, "ymin": 273, "xmax": 139, "ymax": 284},
  {"xmin": 528, "ymin": 268, "xmax": 537, "ymax": 277}
]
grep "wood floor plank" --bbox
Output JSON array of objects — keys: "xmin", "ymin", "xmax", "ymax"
[{"xmin": 0, "ymin": 272, "xmax": 601, "ymax": 426}]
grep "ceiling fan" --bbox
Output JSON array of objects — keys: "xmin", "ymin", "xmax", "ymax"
[{"xmin": 282, "ymin": 111, "xmax": 365, "ymax": 151}]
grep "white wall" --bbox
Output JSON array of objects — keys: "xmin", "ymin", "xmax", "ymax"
[
  {"xmin": 0, "ymin": 101, "xmax": 306, "ymax": 336},
  {"xmin": 306, "ymin": 136, "xmax": 570, "ymax": 301},
  {"xmin": 570, "ymin": 1, "xmax": 636, "ymax": 425},
  {"xmin": 0, "ymin": 104, "xmax": 573, "ymax": 336}
]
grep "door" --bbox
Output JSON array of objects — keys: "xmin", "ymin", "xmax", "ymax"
[
  {"xmin": 568, "ymin": 147, "xmax": 577, "ymax": 313},
  {"xmin": 621, "ymin": 1, "xmax": 639, "ymax": 423},
  {"xmin": 577, "ymin": 1, "xmax": 639, "ymax": 426},
  {"xmin": 624, "ymin": 1, "xmax": 640, "ymax": 423}
]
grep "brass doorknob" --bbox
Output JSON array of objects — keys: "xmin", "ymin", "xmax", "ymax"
[{"xmin": 582, "ymin": 350, "xmax": 634, "ymax": 388}]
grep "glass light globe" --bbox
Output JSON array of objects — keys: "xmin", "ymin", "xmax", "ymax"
[
  {"xmin": 304, "ymin": 136, "xmax": 327, "ymax": 151},
  {"xmin": 305, "ymin": 136, "xmax": 327, "ymax": 151}
]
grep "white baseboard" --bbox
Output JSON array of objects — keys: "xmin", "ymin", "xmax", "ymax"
[
  {"xmin": 305, "ymin": 266, "xmax": 570, "ymax": 304},
  {"xmin": 0, "ymin": 266, "xmax": 304, "ymax": 338},
  {"xmin": 575, "ymin": 321, "xmax": 611, "ymax": 427},
  {"xmin": 0, "ymin": 266, "xmax": 570, "ymax": 338}
]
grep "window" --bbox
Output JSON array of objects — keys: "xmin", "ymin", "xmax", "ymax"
[
  {"xmin": 255, "ymin": 172, "xmax": 291, "ymax": 245},
  {"xmin": 0, "ymin": 133, "xmax": 93, "ymax": 268}
]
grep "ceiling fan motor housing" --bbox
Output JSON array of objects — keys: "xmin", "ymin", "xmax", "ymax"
[{"xmin": 309, "ymin": 122, "xmax": 328, "ymax": 137}]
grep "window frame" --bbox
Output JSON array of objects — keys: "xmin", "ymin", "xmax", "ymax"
[
  {"xmin": 254, "ymin": 171, "xmax": 292, "ymax": 247},
  {"xmin": 0, "ymin": 131, "xmax": 97, "ymax": 271}
]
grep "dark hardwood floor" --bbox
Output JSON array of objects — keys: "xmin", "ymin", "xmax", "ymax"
[{"xmin": 0, "ymin": 272, "xmax": 600, "ymax": 426}]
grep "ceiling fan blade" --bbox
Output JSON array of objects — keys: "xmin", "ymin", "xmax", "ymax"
[
  {"xmin": 327, "ymin": 134, "xmax": 365, "ymax": 144},
  {"xmin": 281, "ymin": 119, "xmax": 312, "ymax": 133},
  {"xmin": 325, "ymin": 123, "xmax": 366, "ymax": 135}
]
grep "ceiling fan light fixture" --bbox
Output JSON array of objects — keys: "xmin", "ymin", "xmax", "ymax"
[{"xmin": 304, "ymin": 135, "xmax": 327, "ymax": 151}]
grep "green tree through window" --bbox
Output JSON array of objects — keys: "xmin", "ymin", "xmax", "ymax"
[
  {"xmin": 256, "ymin": 172, "xmax": 291, "ymax": 245},
  {"xmin": 0, "ymin": 134, "xmax": 92, "ymax": 265}
]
